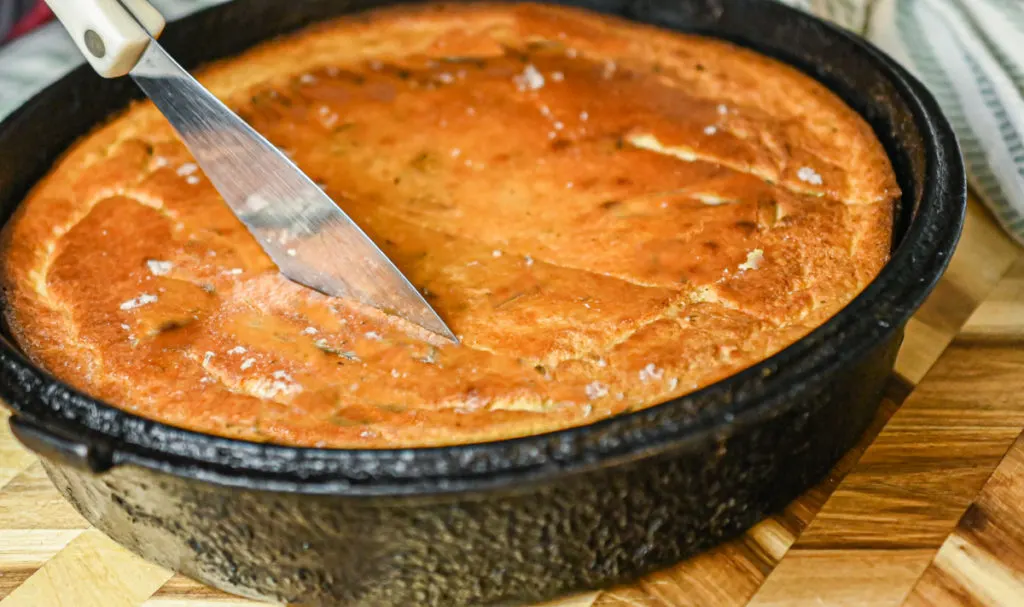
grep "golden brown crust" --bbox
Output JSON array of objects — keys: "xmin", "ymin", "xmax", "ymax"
[{"xmin": 0, "ymin": 3, "xmax": 898, "ymax": 448}]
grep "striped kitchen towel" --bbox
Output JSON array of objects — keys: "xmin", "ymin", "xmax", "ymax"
[
  {"xmin": 780, "ymin": 0, "xmax": 1024, "ymax": 243},
  {"xmin": 1, "ymin": 0, "xmax": 1022, "ymax": 243}
]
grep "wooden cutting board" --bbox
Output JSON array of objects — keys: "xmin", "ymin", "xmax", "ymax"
[{"xmin": 1, "ymin": 196, "xmax": 1022, "ymax": 607}]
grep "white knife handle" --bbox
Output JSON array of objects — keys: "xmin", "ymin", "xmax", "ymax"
[{"xmin": 43, "ymin": 0, "xmax": 166, "ymax": 78}]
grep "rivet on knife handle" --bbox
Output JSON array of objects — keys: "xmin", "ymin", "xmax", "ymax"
[{"xmin": 44, "ymin": 0, "xmax": 165, "ymax": 78}]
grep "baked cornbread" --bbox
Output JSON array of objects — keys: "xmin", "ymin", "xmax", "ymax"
[{"xmin": 1, "ymin": 3, "xmax": 898, "ymax": 448}]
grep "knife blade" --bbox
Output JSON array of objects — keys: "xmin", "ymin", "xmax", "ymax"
[
  {"xmin": 43, "ymin": 0, "xmax": 457, "ymax": 343},
  {"xmin": 129, "ymin": 41, "xmax": 457, "ymax": 342}
]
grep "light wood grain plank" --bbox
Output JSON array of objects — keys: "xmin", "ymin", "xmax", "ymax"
[
  {"xmin": 0, "ymin": 529, "xmax": 173, "ymax": 607},
  {"xmin": 902, "ymin": 430, "xmax": 1024, "ymax": 606},
  {"xmin": 909, "ymin": 535, "xmax": 1024, "ymax": 607},
  {"xmin": 959, "ymin": 259, "xmax": 1024, "ymax": 341},
  {"xmin": 0, "ymin": 411, "xmax": 35, "ymax": 492},
  {"xmin": 895, "ymin": 317, "xmax": 951, "ymax": 385},
  {"xmin": 0, "ymin": 530, "xmax": 85, "ymax": 600},
  {"xmin": 0, "ymin": 530, "xmax": 84, "ymax": 567},
  {"xmin": 894, "ymin": 199, "xmax": 1021, "ymax": 383},
  {"xmin": 749, "ymin": 549, "xmax": 938, "ymax": 606},
  {"xmin": 0, "ymin": 462, "xmax": 88, "ymax": 529},
  {"xmin": 0, "ymin": 440, "xmax": 90, "ymax": 601}
]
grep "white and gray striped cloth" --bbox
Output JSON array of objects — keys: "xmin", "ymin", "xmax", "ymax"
[
  {"xmin": 1, "ymin": 0, "xmax": 1022, "ymax": 244},
  {"xmin": 781, "ymin": 0, "xmax": 1024, "ymax": 243}
]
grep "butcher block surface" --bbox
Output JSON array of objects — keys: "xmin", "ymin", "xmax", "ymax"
[{"xmin": 0, "ymin": 195, "xmax": 1021, "ymax": 605}]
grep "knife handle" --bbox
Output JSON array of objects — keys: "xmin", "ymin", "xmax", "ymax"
[{"xmin": 43, "ymin": 0, "xmax": 165, "ymax": 78}]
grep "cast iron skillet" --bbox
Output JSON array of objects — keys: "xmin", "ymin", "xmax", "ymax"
[{"xmin": 0, "ymin": 0, "xmax": 964, "ymax": 605}]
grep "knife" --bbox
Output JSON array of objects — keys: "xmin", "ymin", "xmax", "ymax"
[{"xmin": 43, "ymin": 0, "xmax": 458, "ymax": 343}]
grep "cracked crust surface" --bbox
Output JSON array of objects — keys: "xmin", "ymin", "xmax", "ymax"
[{"xmin": 0, "ymin": 3, "xmax": 897, "ymax": 448}]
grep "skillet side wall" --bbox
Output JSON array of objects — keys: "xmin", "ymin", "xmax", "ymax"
[{"xmin": 41, "ymin": 338, "xmax": 897, "ymax": 606}]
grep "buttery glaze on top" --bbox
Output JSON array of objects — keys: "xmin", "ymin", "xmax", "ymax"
[{"xmin": 1, "ymin": 3, "xmax": 898, "ymax": 448}]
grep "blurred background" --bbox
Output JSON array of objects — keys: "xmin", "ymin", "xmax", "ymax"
[{"xmin": 0, "ymin": 0, "xmax": 51, "ymax": 43}]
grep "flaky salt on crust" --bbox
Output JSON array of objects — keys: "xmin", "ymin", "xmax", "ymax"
[{"xmin": 0, "ymin": 3, "xmax": 898, "ymax": 448}]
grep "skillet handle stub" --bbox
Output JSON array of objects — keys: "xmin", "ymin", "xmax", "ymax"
[
  {"xmin": 43, "ymin": 0, "xmax": 165, "ymax": 78},
  {"xmin": 8, "ymin": 415, "xmax": 115, "ymax": 474}
]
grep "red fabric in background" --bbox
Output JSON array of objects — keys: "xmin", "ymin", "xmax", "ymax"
[{"xmin": 5, "ymin": 1, "xmax": 54, "ymax": 42}]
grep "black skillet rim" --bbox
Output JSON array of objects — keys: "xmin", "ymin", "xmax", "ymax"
[{"xmin": 0, "ymin": 0, "xmax": 965, "ymax": 495}]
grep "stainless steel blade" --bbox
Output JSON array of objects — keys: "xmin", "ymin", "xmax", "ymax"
[{"xmin": 127, "ymin": 40, "xmax": 455, "ymax": 342}]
